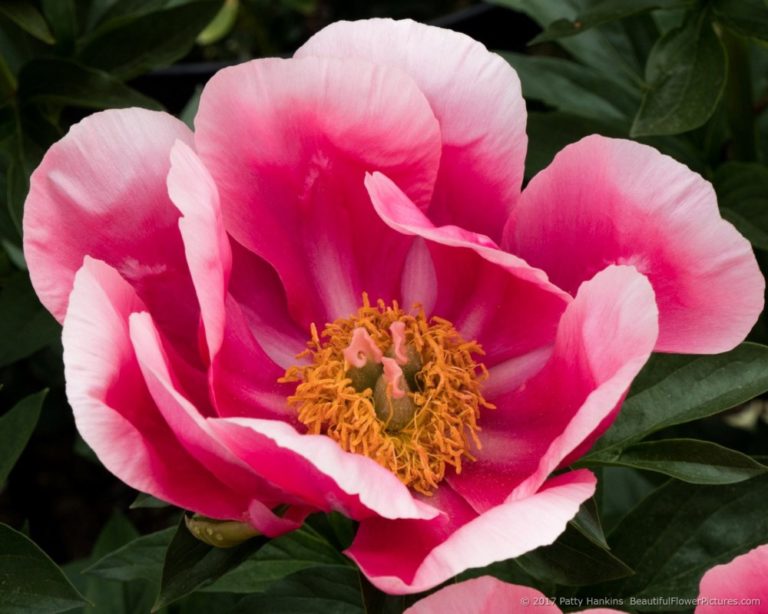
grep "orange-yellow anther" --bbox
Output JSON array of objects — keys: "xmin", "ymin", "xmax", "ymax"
[{"xmin": 280, "ymin": 294, "xmax": 494, "ymax": 495}]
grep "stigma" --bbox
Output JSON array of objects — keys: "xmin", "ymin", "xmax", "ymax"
[{"xmin": 280, "ymin": 294, "xmax": 494, "ymax": 495}]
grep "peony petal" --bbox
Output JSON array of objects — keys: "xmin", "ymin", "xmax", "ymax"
[
  {"xmin": 128, "ymin": 311, "xmax": 301, "ymax": 536},
  {"xmin": 405, "ymin": 576, "xmax": 626, "ymax": 613},
  {"xmin": 448, "ymin": 266, "xmax": 658, "ymax": 512},
  {"xmin": 696, "ymin": 544, "xmax": 768, "ymax": 613},
  {"xmin": 194, "ymin": 55, "xmax": 441, "ymax": 326},
  {"xmin": 24, "ymin": 108, "xmax": 198, "ymax": 347},
  {"xmin": 228, "ymin": 240, "xmax": 308, "ymax": 370},
  {"xmin": 366, "ymin": 171, "xmax": 568, "ymax": 365},
  {"xmin": 166, "ymin": 141, "xmax": 290, "ymax": 419},
  {"xmin": 62, "ymin": 258, "xmax": 249, "ymax": 519},
  {"xmin": 405, "ymin": 576, "xmax": 560, "ymax": 614},
  {"xmin": 206, "ymin": 417, "xmax": 438, "ymax": 523},
  {"xmin": 348, "ymin": 469, "xmax": 596, "ymax": 594},
  {"xmin": 507, "ymin": 135, "xmax": 764, "ymax": 354},
  {"xmin": 297, "ymin": 18, "xmax": 527, "ymax": 241}
]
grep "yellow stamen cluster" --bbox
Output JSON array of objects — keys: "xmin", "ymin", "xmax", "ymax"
[{"xmin": 280, "ymin": 295, "xmax": 494, "ymax": 495}]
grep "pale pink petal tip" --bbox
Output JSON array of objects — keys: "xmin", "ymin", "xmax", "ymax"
[
  {"xmin": 23, "ymin": 108, "xmax": 193, "ymax": 323},
  {"xmin": 509, "ymin": 135, "xmax": 764, "ymax": 354},
  {"xmin": 194, "ymin": 54, "xmax": 440, "ymax": 324},
  {"xmin": 404, "ymin": 576, "xmax": 560, "ymax": 614},
  {"xmin": 297, "ymin": 18, "xmax": 527, "ymax": 240},
  {"xmin": 695, "ymin": 544, "xmax": 768, "ymax": 613},
  {"xmin": 207, "ymin": 417, "xmax": 438, "ymax": 522},
  {"xmin": 63, "ymin": 258, "xmax": 248, "ymax": 520},
  {"xmin": 404, "ymin": 576, "xmax": 628, "ymax": 613},
  {"xmin": 349, "ymin": 469, "xmax": 596, "ymax": 594}
]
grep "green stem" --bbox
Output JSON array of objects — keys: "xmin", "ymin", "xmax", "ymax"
[{"xmin": 722, "ymin": 29, "xmax": 756, "ymax": 161}]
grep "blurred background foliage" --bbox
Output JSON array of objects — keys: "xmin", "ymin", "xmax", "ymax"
[{"xmin": 2, "ymin": 1, "xmax": 768, "ymax": 612}]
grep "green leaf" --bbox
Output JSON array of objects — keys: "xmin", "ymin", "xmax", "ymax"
[
  {"xmin": 174, "ymin": 593, "xmax": 242, "ymax": 614},
  {"xmin": 500, "ymin": 52, "xmax": 636, "ymax": 123},
  {"xmin": 584, "ymin": 475, "xmax": 768, "ymax": 605},
  {"xmin": 85, "ymin": 527, "xmax": 175, "ymax": 584},
  {"xmin": 197, "ymin": 0, "xmax": 238, "ymax": 45},
  {"xmin": 458, "ymin": 558, "xmax": 542, "ymax": 592},
  {"xmin": 525, "ymin": 111, "xmax": 624, "ymax": 178},
  {"xmin": 66, "ymin": 513, "xmax": 160, "ymax": 614},
  {"xmin": 531, "ymin": 0, "xmax": 693, "ymax": 44},
  {"xmin": 569, "ymin": 497, "xmax": 609, "ymax": 549},
  {"xmin": 78, "ymin": 1, "xmax": 222, "ymax": 80},
  {"xmin": 153, "ymin": 517, "xmax": 266, "ymax": 610},
  {"xmin": 91, "ymin": 513, "xmax": 140, "ymax": 561},
  {"xmin": 597, "ymin": 467, "xmax": 657, "ymax": 533},
  {"xmin": 589, "ymin": 343, "xmax": 768, "ymax": 455},
  {"xmin": 0, "ymin": 523, "xmax": 87, "ymax": 613},
  {"xmin": 1, "ymin": 240, "xmax": 25, "ymax": 269},
  {"xmin": 179, "ymin": 86, "xmax": 202, "ymax": 130},
  {"xmin": 4, "ymin": 111, "xmax": 47, "ymax": 239},
  {"xmin": 129, "ymin": 493, "xmax": 170, "ymax": 509},
  {"xmin": 0, "ymin": 390, "xmax": 46, "ymax": 486},
  {"xmin": 0, "ymin": 55, "xmax": 15, "ymax": 105},
  {"xmin": 715, "ymin": 162, "xmax": 768, "ymax": 251},
  {"xmin": 0, "ymin": 1, "xmax": 55, "ymax": 45},
  {"xmin": 232, "ymin": 567, "xmax": 364, "ymax": 614},
  {"xmin": 18, "ymin": 58, "xmax": 162, "ymax": 110},
  {"xmin": 516, "ymin": 522, "xmax": 634, "ymax": 586},
  {"xmin": 0, "ymin": 272, "xmax": 61, "ymax": 367},
  {"xmin": 94, "ymin": 0, "xmax": 179, "ymax": 25},
  {"xmin": 490, "ymin": 0, "xmax": 646, "ymax": 93},
  {"xmin": 40, "ymin": 0, "xmax": 77, "ymax": 45},
  {"xmin": 581, "ymin": 439, "xmax": 768, "ymax": 484},
  {"xmin": 713, "ymin": 0, "xmax": 768, "ymax": 40},
  {"xmin": 631, "ymin": 9, "xmax": 727, "ymax": 136},
  {"xmin": 5, "ymin": 155, "xmax": 25, "ymax": 240},
  {"xmin": 306, "ymin": 512, "xmax": 356, "ymax": 551},
  {"xmin": 0, "ymin": 12, "xmax": 47, "ymax": 75},
  {"xmin": 203, "ymin": 524, "xmax": 351, "ymax": 593},
  {"xmin": 83, "ymin": 514, "xmax": 149, "ymax": 614}
]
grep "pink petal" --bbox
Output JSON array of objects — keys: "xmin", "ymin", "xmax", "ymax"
[
  {"xmin": 194, "ymin": 55, "xmax": 441, "ymax": 325},
  {"xmin": 406, "ymin": 577, "xmax": 626, "ymax": 614},
  {"xmin": 297, "ymin": 18, "xmax": 527, "ymax": 242},
  {"xmin": 348, "ymin": 469, "xmax": 596, "ymax": 594},
  {"xmin": 365, "ymin": 172, "xmax": 569, "ymax": 365},
  {"xmin": 206, "ymin": 417, "xmax": 439, "ymax": 522},
  {"xmin": 507, "ymin": 135, "xmax": 763, "ymax": 354},
  {"xmin": 448, "ymin": 266, "xmax": 658, "ymax": 512},
  {"xmin": 128, "ymin": 311, "xmax": 300, "ymax": 536},
  {"xmin": 405, "ymin": 576, "xmax": 560, "ymax": 614},
  {"xmin": 23, "ymin": 108, "xmax": 199, "ymax": 347},
  {"xmin": 62, "ymin": 258, "xmax": 249, "ymax": 520},
  {"xmin": 228, "ymin": 241, "xmax": 308, "ymax": 369},
  {"xmin": 166, "ymin": 141, "xmax": 290, "ymax": 419},
  {"xmin": 696, "ymin": 544, "xmax": 768, "ymax": 613}
]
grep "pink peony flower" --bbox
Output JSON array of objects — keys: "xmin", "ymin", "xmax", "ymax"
[
  {"xmin": 23, "ymin": 19, "xmax": 763, "ymax": 594},
  {"xmin": 404, "ymin": 576, "xmax": 624, "ymax": 614},
  {"xmin": 696, "ymin": 544, "xmax": 768, "ymax": 613}
]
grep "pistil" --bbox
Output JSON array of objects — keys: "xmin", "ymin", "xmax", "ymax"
[{"xmin": 280, "ymin": 294, "xmax": 494, "ymax": 495}]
